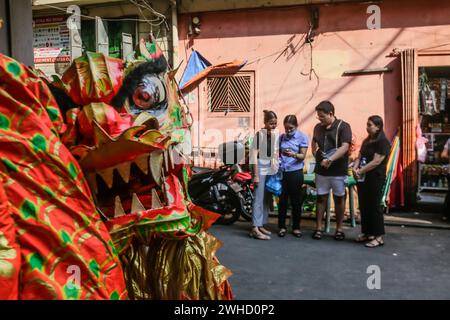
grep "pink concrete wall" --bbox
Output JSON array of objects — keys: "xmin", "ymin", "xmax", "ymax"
[{"xmin": 178, "ymin": 0, "xmax": 450, "ymax": 155}]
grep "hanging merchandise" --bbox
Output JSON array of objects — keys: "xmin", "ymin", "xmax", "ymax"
[
  {"xmin": 439, "ymin": 78, "xmax": 447, "ymax": 111},
  {"xmin": 429, "ymin": 78, "xmax": 448, "ymax": 112},
  {"xmin": 448, "ymin": 80, "xmax": 450, "ymax": 105},
  {"xmin": 420, "ymin": 83, "xmax": 438, "ymax": 115},
  {"xmin": 418, "ymin": 70, "xmax": 427, "ymax": 114}
]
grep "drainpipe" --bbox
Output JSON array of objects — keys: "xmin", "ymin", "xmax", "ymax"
[{"xmin": 170, "ymin": 0, "xmax": 179, "ymax": 67}]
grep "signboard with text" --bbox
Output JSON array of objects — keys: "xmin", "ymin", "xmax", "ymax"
[{"xmin": 33, "ymin": 15, "xmax": 71, "ymax": 64}]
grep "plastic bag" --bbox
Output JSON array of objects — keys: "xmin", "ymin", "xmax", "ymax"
[
  {"xmin": 416, "ymin": 125, "xmax": 428, "ymax": 163},
  {"xmin": 265, "ymin": 171, "xmax": 283, "ymax": 196}
]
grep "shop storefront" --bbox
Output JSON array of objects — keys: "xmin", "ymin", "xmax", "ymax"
[
  {"xmin": 417, "ymin": 66, "xmax": 450, "ymax": 203},
  {"xmin": 80, "ymin": 18, "xmax": 136, "ymax": 59},
  {"xmin": 32, "ymin": 0, "xmax": 174, "ymax": 78},
  {"xmin": 32, "ymin": 14, "xmax": 137, "ymax": 77},
  {"xmin": 400, "ymin": 48, "xmax": 450, "ymax": 206}
]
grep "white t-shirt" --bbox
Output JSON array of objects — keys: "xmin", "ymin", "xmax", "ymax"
[
  {"xmin": 445, "ymin": 138, "xmax": 450, "ymax": 151},
  {"xmin": 445, "ymin": 138, "xmax": 450, "ymax": 165}
]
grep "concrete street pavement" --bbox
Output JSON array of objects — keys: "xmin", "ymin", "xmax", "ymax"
[{"xmin": 210, "ymin": 219, "xmax": 450, "ymax": 299}]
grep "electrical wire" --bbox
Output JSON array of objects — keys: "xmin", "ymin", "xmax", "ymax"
[
  {"xmin": 244, "ymin": 32, "xmax": 307, "ymax": 67},
  {"xmin": 40, "ymin": 2, "xmax": 174, "ymax": 68},
  {"xmin": 128, "ymin": 0, "xmax": 167, "ymax": 27},
  {"xmin": 41, "ymin": 3, "xmax": 166, "ymax": 26},
  {"xmin": 246, "ymin": 49, "xmax": 286, "ymax": 66},
  {"xmin": 300, "ymin": 24, "xmax": 317, "ymax": 79},
  {"xmin": 300, "ymin": 32, "xmax": 320, "ymax": 104},
  {"xmin": 129, "ymin": 0, "xmax": 166, "ymax": 20}
]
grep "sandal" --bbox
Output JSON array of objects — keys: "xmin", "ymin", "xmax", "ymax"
[
  {"xmin": 259, "ymin": 227, "xmax": 272, "ymax": 236},
  {"xmin": 249, "ymin": 229, "xmax": 270, "ymax": 240},
  {"xmin": 365, "ymin": 237, "xmax": 384, "ymax": 248},
  {"xmin": 334, "ymin": 231, "xmax": 346, "ymax": 241},
  {"xmin": 312, "ymin": 230, "xmax": 322, "ymax": 240},
  {"xmin": 292, "ymin": 230, "xmax": 302, "ymax": 238},
  {"xmin": 278, "ymin": 229, "xmax": 287, "ymax": 237},
  {"xmin": 354, "ymin": 234, "xmax": 375, "ymax": 243}
]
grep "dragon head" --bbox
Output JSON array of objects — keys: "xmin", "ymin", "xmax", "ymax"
[{"xmin": 56, "ymin": 38, "xmax": 213, "ymax": 256}]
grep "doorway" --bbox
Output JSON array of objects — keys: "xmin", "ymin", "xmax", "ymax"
[{"xmin": 416, "ymin": 66, "xmax": 450, "ymax": 205}]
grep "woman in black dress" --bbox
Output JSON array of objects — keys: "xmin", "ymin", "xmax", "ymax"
[
  {"xmin": 441, "ymin": 137, "xmax": 450, "ymax": 222},
  {"xmin": 353, "ymin": 116, "xmax": 391, "ymax": 248}
]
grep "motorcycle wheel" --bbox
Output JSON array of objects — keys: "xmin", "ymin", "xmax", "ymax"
[
  {"xmin": 239, "ymin": 187, "xmax": 253, "ymax": 221},
  {"xmin": 215, "ymin": 190, "xmax": 242, "ymax": 225}
]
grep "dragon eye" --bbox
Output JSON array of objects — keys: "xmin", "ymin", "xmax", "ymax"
[{"xmin": 132, "ymin": 76, "xmax": 166, "ymax": 110}]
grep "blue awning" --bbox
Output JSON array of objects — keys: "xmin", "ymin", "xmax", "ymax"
[{"xmin": 179, "ymin": 50, "xmax": 211, "ymax": 89}]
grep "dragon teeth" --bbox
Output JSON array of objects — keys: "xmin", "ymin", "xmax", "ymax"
[
  {"xmin": 173, "ymin": 144, "xmax": 188, "ymax": 164},
  {"xmin": 164, "ymin": 179, "xmax": 175, "ymax": 205},
  {"xmin": 134, "ymin": 155, "xmax": 149, "ymax": 175},
  {"xmin": 151, "ymin": 189, "xmax": 163, "ymax": 209},
  {"xmin": 96, "ymin": 167, "xmax": 114, "ymax": 189},
  {"xmin": 169, "ymin": 146, "xmax": 175, "ymax": 170},
  {"xmin": 115, "ymin": 162, "xmax": 131, "ymax": 184},
  {"xmin": 164, "ymin": 150, "xmax": 169, "ymax": 172},
  {"xmin": 149, "ymin": 151, "xmax": 163, "ymax": 185},
  {"xmin": 131, "ymin": 193, "xmax": 146, "ymax": 213},
  {"xmin": 114, "ymin": 196, "xmax": 126, "ymax": 217}
]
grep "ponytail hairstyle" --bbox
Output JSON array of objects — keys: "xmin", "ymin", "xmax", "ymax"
[
  {"xmin": 263, "ymin": 110, "xmax": 277, "ymax": 124},
  {"xmin": 283, "ymin": 114, "xmax": 298, "ymax": 127}
]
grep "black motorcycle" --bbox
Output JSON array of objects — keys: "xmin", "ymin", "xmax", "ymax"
[
  {"xmin": 189, "ymin": 164, "xmax": 253, "ymax": 225},
  {"xmin": 189, "ymin": 141, "xmax": 253, "ymax": 225}
]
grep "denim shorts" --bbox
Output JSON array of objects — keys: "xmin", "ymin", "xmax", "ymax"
[{"xmin": 315, "ymin": 174, "xmax": 347, "ymax": 197}]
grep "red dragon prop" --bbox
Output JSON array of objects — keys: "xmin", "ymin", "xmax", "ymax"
[{"xmin": 0, "ymin": 38, "xmax": 232, "ymax": 300}]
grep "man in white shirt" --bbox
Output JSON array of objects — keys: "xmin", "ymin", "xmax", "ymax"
[{"xmin": 441, "ymin": 138, "xmax": 450, "ymax": 222}]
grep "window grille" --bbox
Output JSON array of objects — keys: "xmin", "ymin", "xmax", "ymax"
[{"xmin": 207, "ymin": 75, "xmax": 251, "ymax": 113}]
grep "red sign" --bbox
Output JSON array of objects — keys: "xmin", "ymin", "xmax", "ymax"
[
  {"xmin": 34, "ymin": 16, "xmax": 66, "ymax": 25},
  {"xmin": 34, "ymin": 57, "xmax": 71, "ymax": 63}
]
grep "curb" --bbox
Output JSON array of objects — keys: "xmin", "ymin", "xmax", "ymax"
[{"xmin": 268, "ymin": 213, "xmax": 450, "ymax": 231}]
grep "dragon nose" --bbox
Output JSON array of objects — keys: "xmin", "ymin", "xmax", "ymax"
[{"xmin": 139, "ymin": 92, "xmax": 151, "ymax": 101}]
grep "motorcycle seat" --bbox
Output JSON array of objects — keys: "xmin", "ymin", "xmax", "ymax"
[{"xmin": 191, "ymin": 166, "xmax": 217, "ymax": 175}]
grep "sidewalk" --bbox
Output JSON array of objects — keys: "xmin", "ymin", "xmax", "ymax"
[
  {"xmin": 268, "ymin": 209, "xmax": 450, "ymax": 230},
  {"xmin": 384, "ymin": 211, "xmax": 450, "ymax": 230}
]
